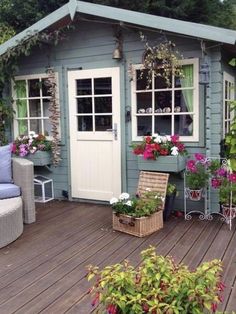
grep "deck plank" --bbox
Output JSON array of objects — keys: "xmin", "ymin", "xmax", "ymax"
[{"xmin": 0, "ymin": 201, "xmax": 235, "ymax": 313}]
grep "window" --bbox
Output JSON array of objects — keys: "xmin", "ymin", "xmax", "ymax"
[
  {"xmin": 223, "ymin": 72, "xmax": 235, "ymax": 137},
  {"xmin": 131, "ymin": 58, "xmax": 199, "ymax": 142},
  {"xmin": 12, "ymin": 74, "xmax": 58, "ymax": 137}
]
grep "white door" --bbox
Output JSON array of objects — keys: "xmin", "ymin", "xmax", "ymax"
[
  {"xmin": 68, "ymin": 67, "xmax": 121, "ymax": 201},
  {"xmin": 223, "ymin": 72, "xmax": 235, "ymax": 137}
]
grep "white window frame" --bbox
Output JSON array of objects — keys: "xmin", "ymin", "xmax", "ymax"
[
  {"xmin": 12, "ymin": 73, "xmax": 59, "ymax": 139},
  {"xmin": 131, "ymin": 58, "xmax": 199, "ymax": 142},
  {"xmin": 223, "ymin": 72, "xmax": 235, "ymax": 137}
]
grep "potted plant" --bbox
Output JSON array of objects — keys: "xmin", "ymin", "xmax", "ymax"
[
  {"xmin": 185, "ymin": 153, "xmax": 209, "ymax": 201},
  {"xmin": 87, "ymin": 246, "xmax": 224, "ymax": 314},
  {"xmin": 211, "ymin": 164, "xmax": 236, "ymax": 218},
  {"xmin": 111, "ymin": 191, "xmax": 164, "ymax": 237},
  {"xmin": 11, "ymin": 132, "xmax": 52, "ymax": 166},
  {"xmin": 132, "ymin": 134, "xmax": 187, "ymax": 173},
  {"xmin": 163, "ymin": 183, "xmax": 177, "ymax": 221}
]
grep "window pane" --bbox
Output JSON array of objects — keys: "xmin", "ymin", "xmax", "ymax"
[
  {"xmin": 28, "ymin": 79, "xmax": 40, "ymax": 97},
  {"xmin": 95, "ymin": 116, "xmax": 112, "ymax": 131},
  {"xmin": 30, "ymin": 119, "xmax": 42, "ymax": 134},
  {"xmin": 44, "ymin": 119, "xmax": 52, "ymax": 136},
  {"xmin": 94, "ymin": 78, "xmax": 111, "ymax": 95},
  {"xmin": 29, "ymin": 99, "xmax": 41, "ymax": 117},
  {"xmin": 77, "ymin": 116, "xmax": 93, "ymax": 131},
  {"xmin": 155, "ymin": 91, "xmax": 172, "ymax": 112},
  {"xmin": 174, "ymin": 90, "xmax": 193, "ymax": 113},
  {"xmin": 137, "ymin": 116, "xmax": 152, "ymax": 136},
  {"xmin": 154, "ymin": 116, "xmax": 171, "ymax": 135},
  {"xmin": 15, "ymin": 80, "xmax": 26, "ymax": 98},
  {"xmin": 77, "ymin": 98, "xmax": 92, "ymax": 113},
  {"xmin": 18, "ymin": 120, "xmax": 28, "ymax": 135},
  {"xmin": 174, "ymin": 115, "xmax": 193, "ymax": 136},
  {"xmin": 137, "ymin": 92, "xmax": 152, "ymax": 113},
  {"xmin": 95, "ymin": 97, "xmax": 112, "ymax": 113},
  {"xmin": 76, "ymin": 79, "xmax": 92, "ymax": 96},
  {"xmin": 43, "ymin": 100, "xmax": 50, "ymax": 117},
  {"xmin": 42, "ymin": 78, "xmax": 50, "ymax": 97},
  {"xmin": 175, "ymin": 64, "xmax": 193, "ymax": 88},
  {"xmin": 155, "ymin": 72, "xmax": 171, "ymax": 89},
  {"xmin": 136, "ymin": 69, "xmax": 151, "ymax": 90}
]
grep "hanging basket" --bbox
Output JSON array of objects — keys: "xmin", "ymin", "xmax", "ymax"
[{"xmin": 186, "ymin": 188, "xmax": 203, "ymax": 201}]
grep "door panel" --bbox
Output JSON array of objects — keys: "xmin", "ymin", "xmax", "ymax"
[{"xmin": 68, "ymin": 68, "xmax": 121, "ymax": 201}]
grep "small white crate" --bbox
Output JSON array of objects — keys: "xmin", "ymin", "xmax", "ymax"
[{"xmin": 34, "ymin": 175, "xmax": 54, "ymax": 203}]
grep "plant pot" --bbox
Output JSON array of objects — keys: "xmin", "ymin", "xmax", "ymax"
[
  {"xmin": 137, "ymin": 155, "xmax": 186, "ymax": 173},
  {"xmin": 163, "ymin": 191, "xmax": 176, "ymax": 221},
  {"xmin": 186, "ymin": 188, "xmax": 203, "ymax": 201},
  {"xmin": 221, "ymin": 204, "xmax": 236, "ymax": 218},
  {"xmin": 112, "ymin": 211, "xmax": 163, "ymax": 237}
]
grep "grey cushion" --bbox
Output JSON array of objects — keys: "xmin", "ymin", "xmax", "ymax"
[
  {"xmin": 0, "ymin": 144, "xmax": 12, "ymax": 183},
  {"xmin": 0, "ymin": 184, "xmax": 21, "ymax": 199}
]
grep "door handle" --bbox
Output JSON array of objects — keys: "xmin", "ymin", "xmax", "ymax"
[{"xmin": 106, "ymin": 123, "xmax": 118, "ymax": 140}]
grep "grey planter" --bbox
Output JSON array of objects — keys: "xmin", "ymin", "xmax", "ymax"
[
  {"xmin": 24, "ymin": 151, "xmax": 52, "ymax": 166},
  {"xmin": 137, "ymin": 155, "xmax": 186, "ymax": 173}
]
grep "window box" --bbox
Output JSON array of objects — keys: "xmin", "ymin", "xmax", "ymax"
[
  {"xmin": 24, "ymin": 151, "xmax": 51, "ymax": 166},
  {"xmin": 137, "ymin": 155, "xmax": 186, "ymax": 173}
]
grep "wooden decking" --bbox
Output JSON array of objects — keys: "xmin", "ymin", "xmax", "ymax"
[{"xmin": 0, "ymin": 201, "xmax": 236, "ymax": 313}]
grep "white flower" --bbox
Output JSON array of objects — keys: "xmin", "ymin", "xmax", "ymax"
[
  {"xmin": 166, "ymin": 135, "xmax": 171, "ymax": 141},
  {"xmin": 161, "ymin": 197, "xmax": 165, "ymax": 203},
  {"xmin": 145, "ymin": 188, "xmax": 151, "ymax": 191},
  {"xmin": 119, "ymin": 192, "xmax": 130, "ymax": 200},
  {"xmin": 126, "ymin": 200, "xmax": 133, "ymax": 206},
  {"xmin": 110, "ymin": 197, "xmax": 118, "ymax": 205},
  {"xmin": 171, "ymin": 146, "xmax": 179, "ymax": 156},
  {"xmin": 29, "ymin": 147, "xmax": 37, "ymax": 154},
  {"xmin": 161, "ymin": 136, "xmax": 168, "ymax": 143},
  {"xmin": 154, "ymin": 135, "xmax": 162, "ymax": 143},
  {"xmin": 29, "ymin": 131, "xmax": 36, "ymax": 139}
]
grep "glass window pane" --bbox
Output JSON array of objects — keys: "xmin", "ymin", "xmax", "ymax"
[
  {"xmin": 15, "ymin": 80, "xmax": 26, "ymax": 98},
  {"xmin": 76, "ymin": 79, "xmax": 92, "ymax": 96},
  {"xmin": 30, "ymin": 119, "xmax": 42, "ymax": 134},
  {"xmin": 174, "ymin": 90, "xmax": 193, "ymax": 113},
  {"xmin": 155, "ymin": 91, "xmax": 172, "ymax": 112},
  {"xmin": 77, "ymin": 116, "xmax": 93, "ymax": 131},
  {"xmin": 17, "ymin": 99, "xmax": 27, "ymax": 118},
  {"xmin": 29, "ymin": 99, "xmax": 41, "ymax": 117},
  {"xmin": 95, "ymin": 97, "xmax": 112, "ymax": 113},
  {"xmin": 43, "ymin": 100, "xmax": 50, "ymax": 117},
  {"xmin": 18, "ymin": 120, "xmax": 28, "ymax": 135},
  {"xmin": 28, "ymin": 79, "xmax": 40, "ymax": 97},
  {"xmin": 137, "ymin": 116, "xmax": 152, "ymax": 136},
  {"xmin": 77, "ymin": 98, "xmax": 92, "ymax": 113},
  {"xmin": 42, "ymin": 78, "xmax": 50, "ymax": 97},
  {"xmin": 95, "ymin": 116, "xmax": 112, "ymax": 131},
  {"xmin": 155, "ymin": 71, "xmax": 171, "ymax": 89},
  {"xmin": 94, "ymin": 78, "xmax": 111, "ymax": 95},
  {"xmin": 137, "ymin": 93, "xmax": 152, "ymax": 113},
  {"xmin": 44, "ymin": 119, "xmax": 52, "ymax": 137},
  {"xmin": 154, "ymin": 116, "xmax": 171, "ymax": 135},
  {"xmin": 174, "ymin": 115, "xmax": 193, "ymax": 136},
  {"xmin": 136, "ymin": 69, "xmax": 151, "ymax": 90}
]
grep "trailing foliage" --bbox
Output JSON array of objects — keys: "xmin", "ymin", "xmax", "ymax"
[
  {"xmin": 0, "ymin": 99, "xmax": 15, "ymax": 145},
  {"xmin": 87, "ymin": 246, "xmax": 224, "ymax": 314},
  {"xmin": 225, "ymin": 100, "xmax": 236, "ymax": 171}
]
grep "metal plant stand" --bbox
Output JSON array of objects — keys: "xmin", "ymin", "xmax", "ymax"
[{"xmin": 184, "ymin": 158, "xmax": 235, "ymax": 230}]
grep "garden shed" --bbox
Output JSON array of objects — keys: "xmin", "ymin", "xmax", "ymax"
[{"xmin": 1, "ymin": 0, "xmax": 236, "ymax": 213}]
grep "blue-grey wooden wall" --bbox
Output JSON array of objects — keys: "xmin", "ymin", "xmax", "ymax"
[{"xmin": 13, "ymin": 19, "xmax": 234, "ymax": 212}]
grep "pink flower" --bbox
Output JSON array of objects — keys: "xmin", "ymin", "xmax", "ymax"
[
  {"xmin": 211, "ymin": 303, "xmax": 218, "ymax": 313},
  {"xmin": 11, "ymin": 143, "xmax": 17, "ymax": 154},
  {"xmin": 229, "ymin": 173, "xmax": 236, "ymax": 183},
  {"xmin": 217, "ymin": 168, "xmax": 227, "ymax": 177},
  {"xmin": 170, "ymin": 134, "xmax": 179, "ymax": 144},
  {"xmin": 211, "ymin": 178, "xmax": 221, "ymax": 189},
  {"xmin": 186, "ymin": 160, "xmax": 196, "ymax": 172},
  {"xmin": 176, "ymin": 142, "xmax": 185, "ymax": 152},
  {"xmin": 194, "ymin": 153, "xmax": 205, "ymax": 161}
]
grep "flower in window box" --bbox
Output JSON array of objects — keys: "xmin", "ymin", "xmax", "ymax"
[
  {"xmin": 12, "ymin": 132, "xmax": 52, "ymax": 157},
  {"xmin": 131, "ymin": 134, "xmax": 187, "ymax": 160}
]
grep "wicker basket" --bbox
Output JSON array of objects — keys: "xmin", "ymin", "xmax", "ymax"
[{"xmin": 113, "ymin": 210, "xmax": 163, "ymax": 237}]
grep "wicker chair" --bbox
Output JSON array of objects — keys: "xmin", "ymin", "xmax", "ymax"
[{"xmin": 0, "ymin": 158, "xmax": 35, "ymax": 248}]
